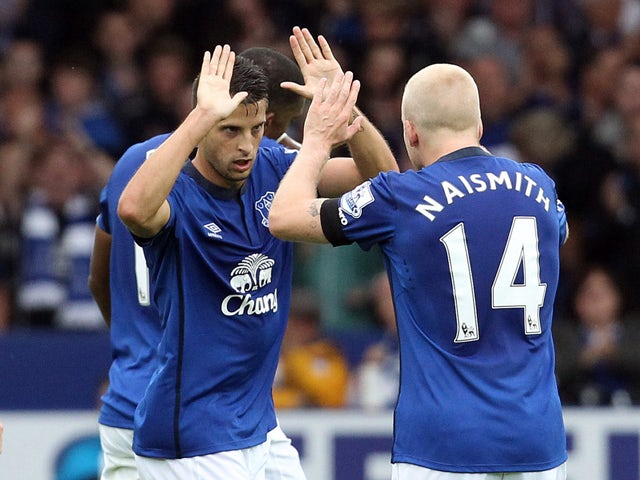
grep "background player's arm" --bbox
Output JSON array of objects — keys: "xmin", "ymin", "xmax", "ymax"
[
  {"xmin": 88, "ymin": 226, "xmax": 112, "ymax": 327},
  {"xmin": 319, "ymin": 105, "xmax": 396, "ymax": 197},
  {"xmin": 118, "ymin": 46, "xmax": 246, "ymax": 238},
  {"xmin": 283, "ymin": 27, "xmax": 397, "ymax": 198},
  {"xmin": 270, "ymin": 74, "xmax": 361, "ymax": 243}
]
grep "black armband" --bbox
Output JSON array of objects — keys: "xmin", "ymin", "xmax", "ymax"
[{"xmin": 320, "ymin": 198, "xmax": 352, "ymax": 246}]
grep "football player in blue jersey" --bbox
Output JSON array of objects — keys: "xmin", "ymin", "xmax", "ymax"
[
  {"xmin": 237, "ymin": 47, "xmax": 305, "ymax": 151},
  {"xmin": 88, "ymin": 35, "xmax": 359, "ymax": 480},
  {"xmin": 89, "ymin": 131, "xmax": 169, "ymax": 480},
  {"xmin": 115, "ymin": 29, "xmax": 396, "ymax": 480},
  {"xmin": 269, "ymin": 64, "xmax": 569, "ymax": 479}
]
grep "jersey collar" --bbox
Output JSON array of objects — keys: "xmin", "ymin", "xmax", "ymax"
[
  {"xmin": 182, "ymin": 160, "xmax": 244, "ymax": 200},
  {"xmin": 437, "ymin": 146, "xmax": 491, "ymax": 163}
]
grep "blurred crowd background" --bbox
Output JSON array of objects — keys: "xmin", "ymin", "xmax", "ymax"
[{"xmin": 2, "ymin": 0, "xmax": 640, "ymax": 408}]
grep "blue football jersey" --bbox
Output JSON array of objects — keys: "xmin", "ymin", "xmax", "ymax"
[
  {"xmin": 133, "ymin": 147, "xmax": 297, "ymax": 459},
  {"xmin": 97, "ymin": 133, "xmax": 170, "ymax": 429},
  {"xmin": 322, "ymin": 147, "xmax": 568, "ymax": 472}
]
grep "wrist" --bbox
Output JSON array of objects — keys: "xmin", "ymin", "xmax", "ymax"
[
  {"xmin": 184, "ymin": 108, "xmax": 221, "ymax": 142},
  {"xmin": 300, "ymin": 141, "xmax": 331, "ymax": 164}
]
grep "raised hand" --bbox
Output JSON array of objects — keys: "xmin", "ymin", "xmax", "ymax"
[
  {"xmin": 196, "ymin": 45, "xmax": 248, "ymax": 120},
  {"xmin": 282, "ymin": 26, "xmax": 344, "ymax": 100},
  {"xmin": 303, "ymin": 71, "xmax": 363, "ymax": 149}
]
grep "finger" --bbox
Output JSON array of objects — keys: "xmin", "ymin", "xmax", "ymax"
[
  {"xmin": 348, "ymin": 115, "xmax": 364, "ymax": 136},
  {"xmin": 289, "ymin": 34, "xmax": 307, "ymax": 68},
  {"xmin": 200, "ymin": 50, "xmax": 212, "ymax": 79},
  {"xmin": 232, "ymin": 91, "xmax": 249, "ymax": 105},
  {"xmin": 333, "ymin": 72, "xmax": 354, "ymax": 113},
  {"xmin": 216, "ymin": 44, "xmax": 231, "ymax": 76},
  {"xmin": 324, "ymin": 71, "xmax": 346, "ymax": 105},
  {"xmin": 210, "ymin": 45, "xmax": 223, "ymax": 73},
  {"xmin": 301, "ymin": 27, "xmax": 322, "ymax": 59},
  {"xmin": 330, "ymin": 72, "xmax": 358, "ymax": 117},
  {"xmin": 222, "ymin": 49, "xmax": 235, "ymax": 80},
  {"xmin": 310, "ymin": 77, "xmax": 328, "ymax": 109},
  {"xmin": 292, "ymin": 26, "xmax": 313, "ymax": 63},
  {"xmin": 347, "ymin": 78, "xmax": 361, "ymax": 112},
  {"xmin": 317, "ymin": 35, "xmax": 335, "ymax": 61},
  {"xmin": 280, "ymin": 81, "xmax": 307, "ymax": 98}
]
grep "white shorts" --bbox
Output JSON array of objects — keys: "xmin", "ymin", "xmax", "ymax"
[
  {"xmin": 136, "ymin": 425, "xmax": 305, "ymax": 480},
  {"xmin": 98, "ymin": 424, "xmax": 137, "ymax": 480},
  {"xmin": 392, "ymin": 462, "xmax": 567, "ymax": 480}
]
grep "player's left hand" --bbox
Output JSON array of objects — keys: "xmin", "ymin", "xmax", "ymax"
[
  {"xmin": 282, "ymin": 26, "xmax": 343, "ymax": 100},
  {"xmin": 302, "ymin": 71, "xmax": 362, "ymax": 148}
]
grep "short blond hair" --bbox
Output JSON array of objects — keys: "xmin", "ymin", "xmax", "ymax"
[{"xmin": 401, "ymin": 64, "xmax": 481, "ymax": 134}]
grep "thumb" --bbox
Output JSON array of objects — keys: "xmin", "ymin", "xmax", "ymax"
[
  {"xmin": 232, "ymin": 91, "xmax": 249, "ymax": 104},
  {"xmin": 348, "ymin": 116, "xmax": 364, "ymax": 136},
  {"xmin": 280, "ymin": 81, "xmax": 309, "ymax": 98}
]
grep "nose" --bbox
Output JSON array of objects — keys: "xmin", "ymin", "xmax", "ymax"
[{"xmin": 238, "ymin": 131, "xmax": 254, "ymax": 155}]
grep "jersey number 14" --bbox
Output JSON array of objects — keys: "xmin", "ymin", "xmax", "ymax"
[{"xmin": 440, "ymin": 217, "xmax": 546, "ymax": 343}]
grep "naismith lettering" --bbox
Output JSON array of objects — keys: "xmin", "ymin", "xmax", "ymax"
[
  {"xmin": 221, "ymin": 289, "xmax": 279, "ymax": 316},
  {"xmin": 415, "ymin": 170, "xmax": 551, "ymax": 221}
]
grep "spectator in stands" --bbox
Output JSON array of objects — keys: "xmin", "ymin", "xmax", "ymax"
[
  {"xmin": 124, "ymin": 34, "xmax": 194, "ymax": 144},
  {"xmin": 273, "ymin": 288, "xmax": 350, "ymax": 409},
  {"xmin": 0, "ymin": 37, "xmax": 45, "ymax": 94},
  {"xmin": 453, "ymin": 0, "xmax": 536, "ymax": 82},
  {"xmin": 577, "ymin": 46, "xmax": 627, "ymax": 137},
  {"xmin": 518, "ymin": 24, "xmax": 579, "ymax": 120},
  {"xmin": 554, "ymin": 264, "xmax": 640, "ymax": 406},
  {"xmin": 91, "ymin": 9, "xmax": 146, "ymax": 148},
  {"xmin": 576, "ymin": 0, "xmax": 640, "ymax": 57},
  {"xmin": 45, "ymin": 46, "xmax": 127, "ymax": 158},
  {"xmin": 462, "ymin": 53, "xmax": 520, "ymax": 158},
  {"xmin": 0, "ymin": 140, "xmax": 29, "ymax": 331},
  {"xmin": 122, "ymin": 0, "xmax": 178, "ymax": 44},
  {"xmin": 0, "ymin": 86, "xmax": 49, "ymax": 148},
  {"xmin": 0, "ymin": 38, "xmax": 48, "ymax": 147},
  {"xmin": 318, "ymin": 0, "xmax": 365, "ymax": 67},
  {"xmin": 358, "ymin": 41, "xmax": 410, "ymax": 169},
  {"xmin": 575, "ymin": 63, "xmax": 640, "ymax": 307},
  {"xmin": 16, "ymin": 139, "xmax": 104, "ymax": 329},
  {"xmin": 586, "ymin": 59, "xmax": 640, "ymax": 158}
]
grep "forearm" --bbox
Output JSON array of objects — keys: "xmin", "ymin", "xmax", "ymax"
[
  {"xmin": 90, "ymin": 284, "xmax": 111, "ymax": 327},
  {"xmin": 269, "ymin": 140, "xmax": 331, "ymax": 243},
  {"xmin": 347, "ymin": 106, "xmax": 399, "ymax": 179},
  {"xmin": 118, "ymin": 108, "xmax": 215, "ymax": 236},
  {"xmin": 88, "ymin": 227, "xmax": 112, "ymax": 326}
]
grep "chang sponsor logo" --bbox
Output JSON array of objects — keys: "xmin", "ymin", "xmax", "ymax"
[{"xmin": 222, "ymin": 253, "xmax": 278, "ymax": 315}]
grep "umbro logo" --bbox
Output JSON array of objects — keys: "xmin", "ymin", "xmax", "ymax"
[{"xmin": 203, "ymin": 222, "xmax": 222, "ymax": 238}]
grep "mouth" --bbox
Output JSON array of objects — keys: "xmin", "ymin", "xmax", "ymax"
[{"xmin": 232, "ymin": 158, "xmax": 253, "ymax": 173}]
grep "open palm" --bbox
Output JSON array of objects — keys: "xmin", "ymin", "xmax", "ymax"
[
  {"xmin": 197, "ymin": 45, "xmax": 247, "ymax": 119},
  {"xmin": 282, "ymin": 26, "xmax": 344, "ymax": 100}
]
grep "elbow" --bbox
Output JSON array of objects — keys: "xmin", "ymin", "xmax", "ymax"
[
  {"xmin": 268, "ymin": 209, "xmax": 288, "ymax": 240},
  {"xmin": 386, "ymin": 153, "xmax": 400, "ymax": 173},
  {"xmin": 117, "ymin": 193, "xmax": 145, "ymax": 231},
  {"xmin": 268, "ymin": 203, "xmax": 297, "ymax": 241}
]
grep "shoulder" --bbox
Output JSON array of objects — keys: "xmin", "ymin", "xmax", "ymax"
[
  {"xmin": 112, "ymin": 133, "xmax": 172, "ymax": 181},
  {"xmin": 256, "ymin": 146, "xmax": 298, "ymax": 175},
  {"xmin": 259, "ymin": 136, "xmax": 282, "ymax": 149}
]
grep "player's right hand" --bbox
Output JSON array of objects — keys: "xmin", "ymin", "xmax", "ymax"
[
  {"xmin": 197, "ymin": 45, "xmax": 248, "ymax": 121},
  {"xmin": 282, "ymin": 26, "xmax": 344, "ymax": 100}
]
